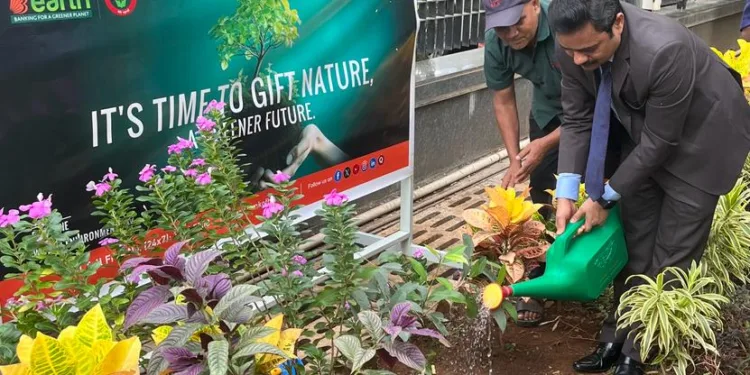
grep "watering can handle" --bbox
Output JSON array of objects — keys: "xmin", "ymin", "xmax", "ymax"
[{"xmin": 556, "ymin": 218, "xmax": 586, "ymax": 255}]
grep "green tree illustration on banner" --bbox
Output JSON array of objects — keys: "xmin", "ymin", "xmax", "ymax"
[{"xmin": 210, "ymin": 0, "xmax": 301, "ymax": 78}]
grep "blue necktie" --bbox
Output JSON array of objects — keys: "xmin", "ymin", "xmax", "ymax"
[{"xmin": 585, "ymin": 63, "xmax": 612, "ymax": 201}]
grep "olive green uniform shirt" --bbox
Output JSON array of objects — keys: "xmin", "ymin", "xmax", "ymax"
[{"xmin": 483, "ymin": 3, "xmax": 563, "ymax": 129}]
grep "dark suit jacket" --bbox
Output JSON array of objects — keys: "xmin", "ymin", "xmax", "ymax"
[{"xmin": 557, "ymin": 2, "xmax": 750, "ymax": 197}]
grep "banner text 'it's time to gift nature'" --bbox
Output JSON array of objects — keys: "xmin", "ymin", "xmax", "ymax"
[{"xmin": 89, "ymin": 58, "xmax": 374, "ymax": 148}]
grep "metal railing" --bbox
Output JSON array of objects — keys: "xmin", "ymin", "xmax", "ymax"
[
  {"xmin": 415, "ymin": 0, "xmax": 686, "ymax": 61},
  {"xmin": 416, "ymin": 0, "xmax": 487, "ymax": 61}
]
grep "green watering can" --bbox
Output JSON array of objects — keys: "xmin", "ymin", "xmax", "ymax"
[{"xmin": 482, "ymin": 204, "xmax": 629, "ymax": 308}]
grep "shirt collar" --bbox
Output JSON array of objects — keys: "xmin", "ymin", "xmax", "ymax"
[{"xmin": 536, "ymin": 8, "xmax": 551, "ymax": 42}]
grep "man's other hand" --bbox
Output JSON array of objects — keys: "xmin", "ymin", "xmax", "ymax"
[
  {"xmin": 570, "ymin": 198, "xmax": 609, "ymax": 235},
  {"xmin": 514, "ymin": 138, "xmax": 550, "ymax": 182},
  {"xmin": 555, "ymin": 198, "xmax": 577, "ymax": 234},
  {"xmin": 501, "ymin": 160, "xmax": 522, "ymax": 188}
]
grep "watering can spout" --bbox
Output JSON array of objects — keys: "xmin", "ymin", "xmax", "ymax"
[{"xmin": 481, "ymin": 204, "xmax": 629, "ymax": 309}]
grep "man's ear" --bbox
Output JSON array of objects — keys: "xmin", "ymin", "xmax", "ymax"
[{"xmin": 612, "ymin": 12, "xmax": 625, "ymax": 34}]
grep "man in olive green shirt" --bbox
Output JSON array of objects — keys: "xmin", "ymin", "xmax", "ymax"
[
  {"xmin": 484, "ymin": 0, "xmax": 562, "ymax": 209},
  {"xmin": 482, "ymin": 0, "xmax": 621, "ymax": 327}
]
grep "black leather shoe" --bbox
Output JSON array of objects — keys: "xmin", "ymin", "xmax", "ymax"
[
  {"xmin": 613, "ymin": 356, "xmax": 645, "ymax": 375},
  {"xmin": 572, "ymin": 342, "xmax": 623, "ymax": 373}
]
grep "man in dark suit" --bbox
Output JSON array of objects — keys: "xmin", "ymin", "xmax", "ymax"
[{"xmin": 546, "ymin": 0, "xmax": 750, "ymax": 374}]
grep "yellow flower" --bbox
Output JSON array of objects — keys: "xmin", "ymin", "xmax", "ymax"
[{"xmin": 484, "ymin": 186, "xmax": 542, "ymax": 225}]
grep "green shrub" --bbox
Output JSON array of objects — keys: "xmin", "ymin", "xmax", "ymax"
[
  {"xmin": 703, "ymin": 178, "xmax": 750, "ymax": 295},
  {"xmin": 617, "ymin": 262, "xmax": 729, "ymax": 375}
]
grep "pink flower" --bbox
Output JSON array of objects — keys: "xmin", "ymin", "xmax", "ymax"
[
  {"xmin": 167, "ymin": 143, "xmax": 182, "ymax": 154},
  {"xmin": 162, "ymin": 165, "xmax": 177, "ymax": 173},
  {"xmin": 167, "ymin": 137, "xmax": 195, "ymax": 155},
  {"xmin": 139, "ymin": 164, "xmax": 156, "ymax": 183},
  {"xmin": 195, "ymin": 170, "xmax": 212, "ymax": 185},
  {"xmin": 281, "ymin": 268, "xmax": 288, "ymax": 277},
  {"xmin": 19, "ymin": 193, "xmax": 53, "ymax": 220},
  {"xmin": 99, "ymin": 238, "xmax": 119, "ymax": 246},
  {"xmin": 103, "ymin": 167, "xmax": 118, "ymax": 182},
  {"xmin": 86, "ymin": 181, "xmax": 112, "ymax": 197},
  {"xmin": 324, "ymin": 189, "xmax": 348, "ymax": 207},
  {"xmin": 196, "ymin": 116, "xmax": 216, "ymax": 132},
  {"xmin": 292, "ymin": 255, "xmax": 307, "ymax": 265},
  {"xmin": 272, "ymin": 170, "xmax": 291, "ymax": 184},
  {"xmin": 345, "ymin": 302, "xmax": 351, "ymax": 310},
  {"xmin": 191, "ymin": 159, "xmax": 206, "ymax": 167},
  {"xmin": 182, "ymin": 168, "xmax": 198, "ymax": 177},
  {"xmin": 261, "ymin": 196, "xmax": 284, "ymax": 219},
  {"xmin": 413, "ymin": 248, "xmax": 425, "ymax": 259},
  {"xmin": 204, "ymin": 100, "xmax": 226, "ymax": 114},
  {"xmin": 291, "ymin": 270, "xmax": 303, "ymax": 277},
  {"xmin": 0, "ymin": 208, "xmax": 20, "ymax": 228}
]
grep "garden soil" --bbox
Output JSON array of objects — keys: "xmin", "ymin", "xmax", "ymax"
[{"xmin": 384, "ymin": 300, "xmax": 608, "ymax": 375}]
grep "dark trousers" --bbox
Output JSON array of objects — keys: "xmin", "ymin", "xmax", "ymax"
[{"xmin": 597, "ymin": 143, "xmax": 720, "ymax": 362}]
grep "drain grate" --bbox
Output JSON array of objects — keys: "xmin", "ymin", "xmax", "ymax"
[{"xmin": 361, "ymin": 155, "xmax": 529, "ymax": 251}]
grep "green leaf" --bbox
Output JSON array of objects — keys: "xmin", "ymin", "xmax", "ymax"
[
  {"xmin": 357, "ymin": 311, "xmax": 383, "ymax": 340},
  {"xmin": 492, "ymin": 309, "xmax": 508, "ymax": 332},
  {"xmin": 408, "ymin": 258, "xmax": 427, "ymax": 283},
  {"xmin": 208, "ymin": 339, "xmax": 229, "ymax": 375},
  {"xmin": 351, "ymin": 290, "xmax": 370, "ymax": 310},
  {"xmin": 213, "ymin": 284, "xmax": 261, "ymax": 319},
  {"xmin": 390, "ymin": 282, "xmax": 424, "ymax": 306},
  {"xmin": 470, "ymin": 257, "xmax": 488, "ymax": 279},
  {"xmin": 497, "ymin": 264, "xmax": 508, "ymax": 284},
  {"xmin": 444, "ymin": 246, "xmax": 468, "ymax": 265},
  {"xmin": 462, "ymin": 234, "xmax": 474, "ymax": 275},
  {"xmin": 333, "ymin": 335, "xmax": 361, "ymax": 362},
  {"xmin": 465, "ymin": 293, "xmax": 479, "ymax": 319},
  {"xmin": 240, "ymin": 326, "xmax": 277, "ymax": 344},
  {"xmin": 428, "ymin": 289, "xmax": 466, "ymax": 304},
  {"xmin": 428, "ymin": 312, "xmax": 449, "ymax": 337},
  {"xmin": 435, "ymin": 277, "xmax": 453, "ymax": 291},
  {"xmin": 233, "ymin": 342, "xmax": 289, "ymax": 359},
  {"xmin": 353, "ymin": 348, "xmax": 377, "ymax": 372},
  {"xmin": 502, "ymin": 300, "xmax": 518, "ymax": 322}
]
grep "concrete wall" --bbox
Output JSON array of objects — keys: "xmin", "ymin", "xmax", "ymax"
[{"xmin": 356, "ymin": 0, "xmax": 746, "ymax": 211}]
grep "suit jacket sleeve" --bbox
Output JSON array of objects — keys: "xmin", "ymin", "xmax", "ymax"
[
  {"xmin": 608, "ymin": 42, "xmax": 696, "ymax": 197},
  {"xmin": 557, "ymin": 48, "xmax": 595, "ymax": 176}
]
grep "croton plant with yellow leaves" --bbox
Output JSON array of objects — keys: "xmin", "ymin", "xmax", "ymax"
[
  {"xmin": 0, "ymin": 304, "xmax": 140, "ymax": 375},
  {"xmin": 711, "ymin": 39, "xmax": 750, "ymax": 103},
  {"xmin": 462, "ymin": 186, "xmax": 550, "ymax": 283}
]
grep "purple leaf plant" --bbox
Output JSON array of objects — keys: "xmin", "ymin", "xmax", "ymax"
[
  {"xmin": 121, "ymin": 240, "xmax": 231, "ymax": 328},
  {"xmin": 384, "ymin": 302, "xmax": 451, "ymax": 347},
  {"xmin": 375, "ymin": 302, "xmax": 452, "ymax": 372},
  {"xmin": 162, "ymin": 347, "xmax": 204, "ymax": 375}
]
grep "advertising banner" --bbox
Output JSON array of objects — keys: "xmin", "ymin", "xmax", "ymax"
[{"xmin": 0, "ymin": 0, "xmax": 417, "ymax": 298}]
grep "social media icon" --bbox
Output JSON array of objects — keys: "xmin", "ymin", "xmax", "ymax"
[
  {"xmin": 378, "ymin": 155, "xmax": 385, "ymax": 165},
  {"xmin": 370, "ymin": 158, "xmax": 377, "ymax": 169},
  {"xmin": 334, "ymin": 170, "xmax": 342, "ymax": 181},
  {"xmin": 361, "ymin": 161, "xmax": 368, "ymax": 172},
  {"xmin": 353, "ymin": 164, "xmax": 360, "ymax": 174},
  {"xmin": 344, "ymin": 167, "xmax": 351, "ymax": 178}
]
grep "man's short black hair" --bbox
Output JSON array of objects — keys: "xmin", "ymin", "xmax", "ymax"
[{"xmin": 548, "ymin": 0, "xmax": 623, "ymax": 35}]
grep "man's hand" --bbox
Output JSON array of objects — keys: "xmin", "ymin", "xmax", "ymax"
[
  {"xmin": 570, "ymin": 198, "xmax": 610, "ymax": 235},
  {"xmin": 501, "ymin": 160, "xmax": 522, "ymax": 188},
  {"xmin": 514, "ymin": 138, "xmax": 550, "ymax": 183},
  {"xmin": 555, "ymin": 198, "xmax": 577, "ymax": 234}
]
